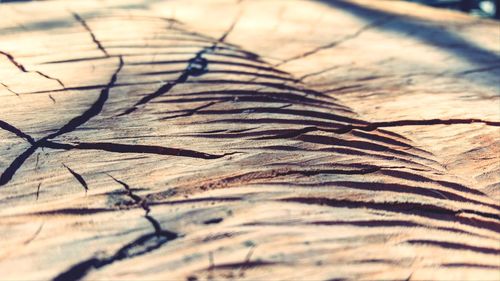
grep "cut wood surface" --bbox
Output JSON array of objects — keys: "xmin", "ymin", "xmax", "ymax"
[{"xmin": 0, "ymin": 0, "xmax": 499, "ymax": 280}]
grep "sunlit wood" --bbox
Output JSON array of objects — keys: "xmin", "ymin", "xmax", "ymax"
[{"xmin": 0, "ymin": 0, "xmax": 499, "ymax": 280}]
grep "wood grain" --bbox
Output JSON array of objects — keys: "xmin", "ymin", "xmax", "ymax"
[{"xmin": 0, "ymin": 0, "xmax": 499, "ymax": 280}]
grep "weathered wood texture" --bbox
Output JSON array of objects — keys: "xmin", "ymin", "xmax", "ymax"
[{"xmin": 0, "ymin": 0, "xmax": 499, "ymax": 280}]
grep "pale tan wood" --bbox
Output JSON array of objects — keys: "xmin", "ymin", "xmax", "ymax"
[{"xmin": 0, "ymin": 0, "xmax": 499, "ymax": 280}]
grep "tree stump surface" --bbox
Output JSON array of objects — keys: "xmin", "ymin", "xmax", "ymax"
[{"xmin": 0, "ymin": 0, "xmax": 499, "ymax": 280}]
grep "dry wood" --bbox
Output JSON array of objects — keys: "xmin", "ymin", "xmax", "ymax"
[{"xmin": 0, "ymin": 0, "xmax": 499, "ymax": 280}]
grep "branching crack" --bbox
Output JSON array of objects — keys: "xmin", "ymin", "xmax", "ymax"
[
  {"xmin": 51, "ymin": 175, "xmax": 179, "ymax": 281},
  {"xmin": 0, "ymin": 56, "xmax": 123, "ymax": 186},
  {"xmin": 44, "ymin": 56, "xmax": 123, "ymax": 140},
  {"xmin": 3, "ymin": 13, "xmax": 497, "ymax": 281},
  {"xmin": 107, "ymin": 174, "xmax": 177, "ymax": 238}
]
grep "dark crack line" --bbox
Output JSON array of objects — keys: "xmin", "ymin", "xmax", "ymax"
[
  {"xmin": 159, "ymin": 89, "xmax": 344, "ymax": 110},
  {"xmin": 405, "ymin": 239, "xmax": 500, "ymax": 256},
  {"xmin": 0, "ymin": 56, "xmax": 123, "ymax": 187},
  {"xmin": 117, "ymin": 72, "xmax": 189, "ymax": 116},
  {"xmin": 323, "ymin": 84, "xmax": 364, "ymax": 94},
  {"xmin": 1, "ymin": 82, "xmax": 20, "ymax": 97},
  {"xmin": 297, "ymin": 65, "xmax": 341, "ymax": 82},
  {"xmin": 107, "ymin": 174, "xmax": 165, "ymax": 235},
  {"xmin": 456, "ymin": 64, "xmax": 500, "ymax": 76},
  {"xmin": 217, "ymin": 10, "xmax": 241, "ymax": 43},
  {"xmin": 35, "ymin": 153, "xmax": 40, "ymax": 170},
  {"xmin": 169, "ymin": 12, "xmax": 289, "ymax": 74},
  {"xmin": 63, "ymin": 164, "xmax": 88, "ymax": 192},
  {"xmin": 0, "ymin": 145, "xmax": 38, "ymax": 186},
  {"xmin": 23, "ymin": 223, "xmax": 44, "ymax": 246},
  {"xmin": 0, "ymin": 51, "xmax": 27, "ymax": 72},
  {"xmin": 19, "ymin": 80, "xmax": 161, "ymax": 95},
  {"xmin": 283, "ymin": 197, "xmax": 500, "ymax": 232},
  {"xmin": 72, "ymin": 12, "xmax": 109, "ymax": 57},
  {"xmin": 44, "ymin": 140, "xmax": 236, "ymax": 160},
  {"xmin": 48, "ymin": 94, "xmax": 56, "ymax": 103},
  {"xmin": 168, "ymin": 24, "xmax": 238, "ymax": 49},
  {"xmin": 42, "ymin": 50, "xmax": 262, "ymax": 65},
  {"xmin": 289, "ymin": 167, "xmax": 381, "ymax": 176},
  {"xmin": 35, "ymin": 182, "xmax": 41, "ymax": 201},
  {"xmin": 140, "ymin": 68, "xmax": 295, "ymax": 82},
  {"xmin": 238, "ymin": 246, "xmax": 256, "ymax": 277},
  {"xmin": 0, "ymin": 119, "xmax": 35, "ymax": 144},
  {"xmin": 277, "ymin": 179, "xmax": 497, "ymax": 210},
  {"xmin": 189, "ymin": 105, "xmax": 363, "ymax": 125},
  {"xmin": 355, "ymin": 118, "xmax": 500, "ymax": 131},
  {"xmin": 34, "ymin": 71, "xmax": 66, "ymax": 88},
  {"xmin": 176, "ymin": 79, "xmax": 335, "ymax": 101},
  {"xmin": 275, "ymin": 15, "xmax": 394, "ymax": 67},
  {"xmin": 107, "ymin": 173, "xmax": 150, "ymax": 214},
  {"xmin": 1, "ymin": 134, "xmax": 234, "ymax": 187},
  {"xmin": 44, "ymin": 56, "xmax": 123, "ymax": 140},
  {"xmin": 262, "ymin": 117, "xmax": 500, "ymax": 141},
  {"xmin": 160, "ymin": 101, "xmax": 220, "ymax": 120},
  {"xmin": 242, "ymin": 125, "xmax": 456, "ymax": 165},
  {"xmin": 0, "ymin": 51, "xmax": 65, "ymax": 88},
  {"xmin": 52, "ymin": 232, "xmax": 177, "ymax": 281},
  {"xmin": 117, "ymin": 15, "xmax": 241, "ymax": 116},
  {"xmin": 197, "ymin": 166, "xmax": 388, "ymax": 192},
  {"xmin": 51, "ymin": 175, "xmax": 179, "ymax": 281},
  {"xmin": 117, "ymin": 42, "xmax": 215, "ymax": 116}
]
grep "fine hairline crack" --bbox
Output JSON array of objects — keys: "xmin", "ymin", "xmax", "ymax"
[
  {"xmin": 0, "ymin": 50, "xmax": 66, "ymax": 88},
  {"xmin": 1, "ymin": 82, "xmax": 21, "ymax": 97},
  {"xmin": 72, "ymin": 12, "xmax": 110, "ymax": 57},
  {"xmin": 275, "ymin": 15, "xmax": 395, "ymax": 67}
]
